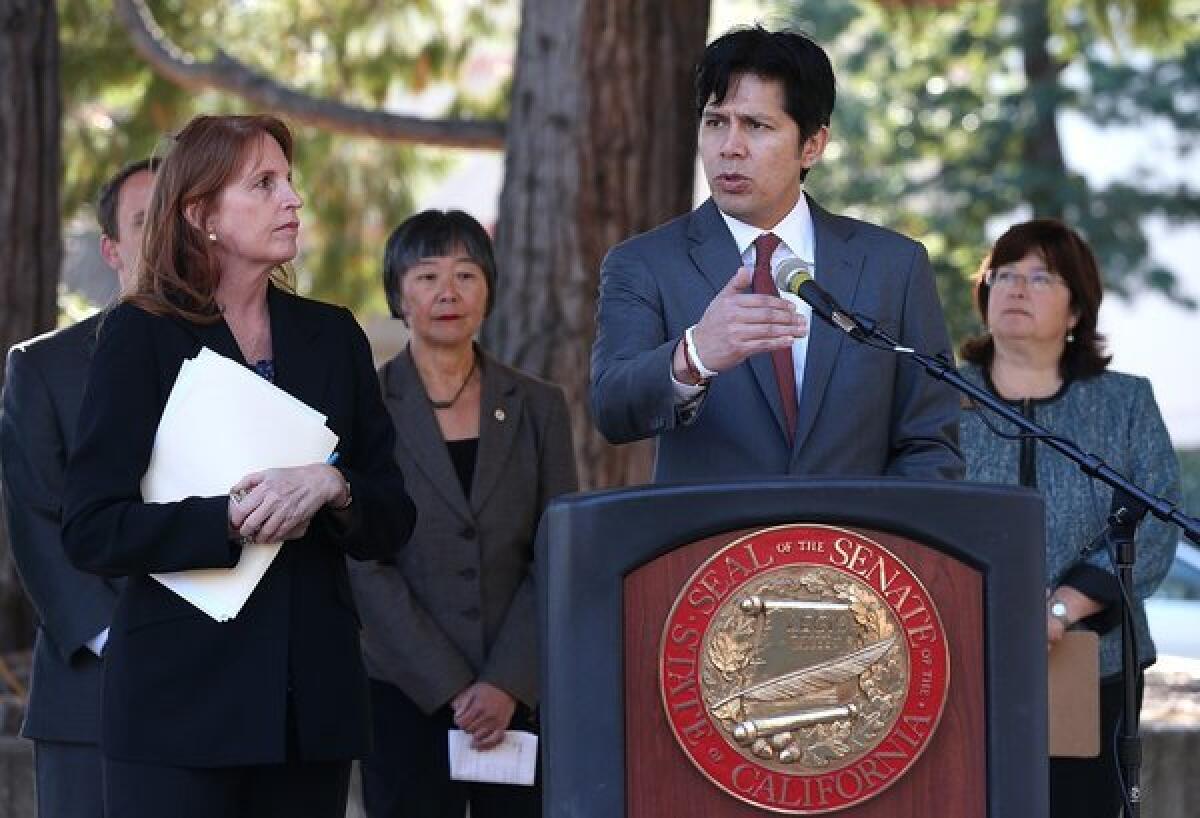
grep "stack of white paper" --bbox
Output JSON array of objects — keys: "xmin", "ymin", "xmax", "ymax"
[
  {"xmin": 141, "ymin": 347, "xmax": 339, "ymax": 621},
  {"xmin": 447, "ymin": 730, "xmax": 538, "ymax": 786}
]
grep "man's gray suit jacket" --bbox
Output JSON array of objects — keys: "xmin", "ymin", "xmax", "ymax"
[
  {"xmin": 1, "ymin": 313, "xmax": 121, "ymax": 743},
  {"xmin": 590, "ymin": 196, "xmax": 964, "ymax": 482}
]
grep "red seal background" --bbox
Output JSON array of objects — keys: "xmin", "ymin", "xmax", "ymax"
[{"xmin": 658, "ymin": 525, "xmax": 950, "ymax": 814}]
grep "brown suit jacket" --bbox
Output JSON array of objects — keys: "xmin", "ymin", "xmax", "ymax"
[{"xmin": 349, "ymin": 346, "xmax": 578, "ymax": 713}]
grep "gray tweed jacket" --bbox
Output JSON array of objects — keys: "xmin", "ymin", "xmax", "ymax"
[{"xmin": 958, "ymin": 363, "xmax": 1180, "ymax": 677}]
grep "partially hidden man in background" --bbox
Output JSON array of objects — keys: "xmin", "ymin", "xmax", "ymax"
[
  {"xmin": 590, "ymin": 26, "xmax": 963, "ymax": 481},
  {"xmin": 1, "ymin": 159, "xmax": 156, "ymax": 818}
]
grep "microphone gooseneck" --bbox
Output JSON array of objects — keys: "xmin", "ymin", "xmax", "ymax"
[{"xmin": 773, "ymin": 256, "xmax": 1199, "ymax": 548}]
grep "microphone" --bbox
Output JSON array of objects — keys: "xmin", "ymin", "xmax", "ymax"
[{"xmin": 773, "ymin": 257, "xmax": 864, "ymax": 338}]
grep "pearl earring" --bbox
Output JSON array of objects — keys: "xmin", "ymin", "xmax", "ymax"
[
  {"xmin": 207, "ymin": 231, "xmax": 217, "ymax": 242},
  {"xmin": 1066, "ymin": 332, "xmax": 1075, "ymax": 343}
]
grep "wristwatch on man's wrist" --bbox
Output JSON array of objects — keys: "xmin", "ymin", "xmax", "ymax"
[{"xmin": 1048, "ymin": 598, "xmax": 1070, "ymax": 628}]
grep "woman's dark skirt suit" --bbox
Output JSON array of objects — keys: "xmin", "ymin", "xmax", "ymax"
[
  {"xmin": 349, "ymin": 346, "xmax": 578, "ymax": 818},
  {"xmin": 61, "ymin": 288, "xmax": 416, "ymax": 817}
]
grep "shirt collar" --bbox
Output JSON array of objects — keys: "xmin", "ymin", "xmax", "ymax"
[{"xmin": 718, "ymin": 193, "xmax": 814, "ymax": 261}]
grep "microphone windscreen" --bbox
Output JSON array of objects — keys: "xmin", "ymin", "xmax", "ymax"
[{"xmin": 773, "ymin": 257, "xmax": 814, "ymax": 295}]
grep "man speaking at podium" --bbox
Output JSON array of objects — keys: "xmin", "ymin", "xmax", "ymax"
[{"xmin": 591, "ymin": 26, "xmax": 963, "ymax": 483}]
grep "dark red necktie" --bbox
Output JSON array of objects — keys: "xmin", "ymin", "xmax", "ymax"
[{"xmin": 751, "ymin": 232, "xmax": 797, "ymax": 443}]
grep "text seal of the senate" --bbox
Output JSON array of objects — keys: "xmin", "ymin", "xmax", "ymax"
[{"xmin": 659, "ymin": 525, "xmax": 950, "ymax": 814}]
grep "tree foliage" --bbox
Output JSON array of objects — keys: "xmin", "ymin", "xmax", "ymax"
[
  {"xmin": 60, "ymin": 0, "xmax": 514, "ymax": 314},
  {"xmin": 780, "ymin": 0, "xmax": 1200, "ymax": 342}
]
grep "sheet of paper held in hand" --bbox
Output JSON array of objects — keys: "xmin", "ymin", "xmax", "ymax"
[
  {"xmin": 141, "ymin": 347, "xmax": 338, "ymax": 622},
  {"xmin": 447, "ymin": 730, "xmax": 538, "ymax": 786}
]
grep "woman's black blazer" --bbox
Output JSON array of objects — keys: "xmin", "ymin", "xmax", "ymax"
[{"xmin": 62, "ymin": 285, "xmax": 416, "ymax": 767}]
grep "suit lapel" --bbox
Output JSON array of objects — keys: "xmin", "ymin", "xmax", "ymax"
[
  {"xmin": 265, "ymin": 285, "xmax": 329, "ymax": 408},
  {"xmin": 382, "ymin": 348, "xmax": 473, "ymax": 523},
  {"xmin": 470, "ymin": 352, "xmax": 522, "ymax": 514},
  {"xmin": 687, "ymin": 199, "xmax": 790, "ymax": 440},
  {"xmin": 170, "ymin": 311, "xmax": 244, "ymax": 366},
  {"xmin": 687, "ymin": 200, "xmax": 744, "ymax": 295},
  {"xmin": 793, "ymin": 197, "xmax": 865, "ymax": 454},
  {"xmin": 165, "ymin": 285, "xmax": 330, "ymax": 408}
]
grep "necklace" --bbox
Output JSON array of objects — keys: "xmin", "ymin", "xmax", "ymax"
[{"xmin": 427, "ymin": 353, "xmax": 478, "ymax": 410}]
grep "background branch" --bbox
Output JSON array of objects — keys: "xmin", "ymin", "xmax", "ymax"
[{"xmin": 113, "ymin": 0, "xmax": 506, "ymax": 149}]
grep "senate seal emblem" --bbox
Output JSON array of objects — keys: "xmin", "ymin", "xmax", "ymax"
[{"xmin": 659, "ymin": 525, "xmax": 950, "ymax": 814}]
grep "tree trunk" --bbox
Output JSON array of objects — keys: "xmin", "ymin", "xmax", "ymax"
[
  {"xmin": 486, "ymin": 0, "xmax": 710, "ymax": 489},
  {"xmin": 1017, "ymin": 0, "xmax": 1068, "ymax": 218},
  {"xmin": 0, "ymin": 0, "xmax": 60, "ymax": 651}
]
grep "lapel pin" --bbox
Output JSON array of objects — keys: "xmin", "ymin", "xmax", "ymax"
[{"xmin": 494, "ymin": 408, "xmax": 506, "ymax": 422}]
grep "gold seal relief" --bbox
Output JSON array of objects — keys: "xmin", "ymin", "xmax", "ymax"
[
  {"xmin": 659, "ymin": 525, "xmax": 951, "ymax": 814},
  {"xmin": 701, "ymin": 565, "xmax": 908, "ymax": 773}
]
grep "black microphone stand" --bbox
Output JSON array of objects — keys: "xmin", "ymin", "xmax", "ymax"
[
  {"xmin": 1106, "ymin": 492, "xmax": 1149, "ymax": 817},
  {"xmin": 846, "ymin": 314, "xmax": 1200, "ymax": 544},
  {"xmin": 838, "ymin": 312, "xmax": 1200, "ymax": 817}
]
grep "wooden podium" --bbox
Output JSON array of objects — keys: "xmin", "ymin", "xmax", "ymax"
[{"xmin": 535, "ymin": 479, "xmax": 1048, "ymax": 817}]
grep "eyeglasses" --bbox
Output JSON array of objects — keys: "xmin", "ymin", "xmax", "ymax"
[{"xmin": 984, "ymin": 267, "xmax": 1064, "ymax": 292}]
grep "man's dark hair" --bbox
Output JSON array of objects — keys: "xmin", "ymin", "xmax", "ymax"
[
  {"xmin": 382, "ymin": 209, "xmax": 499, "ymax": 321},
  {"xmin": 95, "ymin": 158, "xmax": 159, "ymax": 240},
  {"xmin": 695, "ymin": 25, "xmax": 836, "ymax": 145}
]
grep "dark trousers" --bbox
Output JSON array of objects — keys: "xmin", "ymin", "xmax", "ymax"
[
  {"xmin": 34, "ymin": 740, "xmax": 105, "ymax": 818},
  {"xmin": 104, "ymin": 756, "xmax": 351, "ymax": 818},
  {"xmin": 1050, "ymin": 673, "xmax": 1143, "ymax": 818},
  {"xmin": 361, "ymin": 679, "xmax": 541, "ymax": 818},
  {"xmin": 102, "ymin": 693, "xmax": 351, "ymax": 818}
]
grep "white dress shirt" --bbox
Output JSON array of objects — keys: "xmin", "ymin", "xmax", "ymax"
[{"xmin": 87, "ymin": 627, "xmax": 109, "ymax": 657}]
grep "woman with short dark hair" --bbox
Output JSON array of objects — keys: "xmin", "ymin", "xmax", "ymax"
[
  {"xmin": 350, "ymin": 209, "xmax": 578, "ymax": 818},
  {"xmin": 958, "ymin": 218, "xmax": 1180, "ymax": 818}
]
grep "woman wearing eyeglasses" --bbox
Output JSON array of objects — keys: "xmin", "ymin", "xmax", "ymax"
[{"xmin": 957, "ymin": 218, "xmax": 1179, "ymax": 818}]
